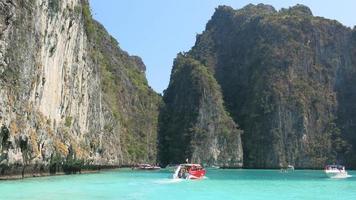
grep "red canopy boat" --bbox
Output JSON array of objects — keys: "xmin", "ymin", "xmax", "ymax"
[{"xmin": 173, "ymin": 164, "xmax": 206, "ymax": 179}]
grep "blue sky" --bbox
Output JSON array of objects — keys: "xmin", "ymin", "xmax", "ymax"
[{"xmin": 90, "ymin": 0, "xmax": 356, "ymax": 93}]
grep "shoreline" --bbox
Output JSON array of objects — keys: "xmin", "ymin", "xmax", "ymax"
[
  {"xmin": 0, "ymin": 165, "xmax": 121, "ymax": 181},
  {"xmin": 0, "ymin": 169, "xmax": 106, "ymax": 181}
]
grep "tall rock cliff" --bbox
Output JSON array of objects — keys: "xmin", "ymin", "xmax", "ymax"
[
  {"xmin": 162, "ymin": 4, "xmax": 356, "ymax": 169},
  {"xmin": 0, "ymin": 0, "xmax": 161, "ymax": 177},
  {"xmin": 158, "ymin": 54, "xmax": 243, "ymax": 167},
  {"xmin": 336, "ymin": 28, "xmax": 356, "ymax": 167}
]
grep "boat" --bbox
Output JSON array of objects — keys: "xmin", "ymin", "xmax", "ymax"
[
  {"xmin": 173, "ymin": 164, "xmax": 206, "ymax": 179},
  {"xmin": 280, "ymin": 164, "xmax": 294, "ymax": 173},
  {"xmin": 287, "ymin": 165, "xmax": 295, "ymax": 170},
  {"xmin": 324, "ymin": 165, "xmax": 349, "ymax": 178},
  {"xmin": 132, "ymin": 164, "xmax": 161, "ymax": 170}
]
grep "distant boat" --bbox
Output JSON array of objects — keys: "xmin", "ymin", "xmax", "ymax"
[
  {"xmin": 132, "ymin": 164, "xmax": 161, "ymax": 170},
  {"xmin": 287, "ymin": 165, "xmax": 295, "ymax": 170},
  {"xmin": 173, "ymin": 164, "xmax": 206, "ymax": 179},
  {"xmin": 324, "ymin": 165, "xmax": 349, "ymax": 178},
  {"xmin": 280, "ymin": 164, "xmax": 294, "ymax": 172}
]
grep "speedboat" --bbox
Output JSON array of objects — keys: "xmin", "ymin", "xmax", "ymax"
[
  {"xmin": 173, "ymin": 164, "xmax": 206, "ymax": 179},
  {"xmin": 132, "ymin": 164, "xmax": 161, "ymax": 170},
  {"xmin": 324, "ymin": 165, "xmax": 349, "ymax": 178}
]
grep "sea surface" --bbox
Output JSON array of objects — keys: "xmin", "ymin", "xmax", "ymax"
[{"xmin": 0, "ymin": 169, "xmax": 355, "ymax": 200}]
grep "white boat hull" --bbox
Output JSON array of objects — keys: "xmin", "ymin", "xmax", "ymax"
[{"xmin": 325, "ymin": 170, "xmax": 349, "ymax": 179}]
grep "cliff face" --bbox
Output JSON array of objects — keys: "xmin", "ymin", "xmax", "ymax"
[
  {"xmin": 0, "ymin": 0, "xmax": 160, "ymax": 177},
  {"xmin": 336, "ymin": 28, "xmax": 356, "ymax": 167},
  {"xmin": 1, "ymin": 1, "xmax": 355, "ymax": 175},
  {"xmin": 158, "ymin": 55, "xmax": 243, "ymax": 167},
  {"xmin": 164, "ymin": 4, "xmax": 356, "ymax": 169}
]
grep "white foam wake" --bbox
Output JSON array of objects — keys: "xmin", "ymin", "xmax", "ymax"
[
  {"xmin": 154, "ymin": 178, "xmax": 183, "ymax": 184},
  {"xmin": 172, "ymin": 165, "xmax": 181, "ymax": 179},
  {"xmin": 330, "ymin": 174, "xmax": 352, "ymax": 179}
]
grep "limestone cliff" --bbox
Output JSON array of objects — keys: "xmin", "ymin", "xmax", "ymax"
[
  {"xmin": 163, "ymin": 4, "xmax": 356, "ymax": 169},
  {"xmin": 158, "ymin": 54, "xmax": 243, "ymax": 167},
  {"xmin": 0, "ymin": 0, "xmax": 161, "ymax": 177},
  {"xmin": 194, "ymin": 4, "xmax": 356, "ymax": 168},
  {"xmin": 2, "ymin": 1, "xmax": 356, "ymax": 176}
]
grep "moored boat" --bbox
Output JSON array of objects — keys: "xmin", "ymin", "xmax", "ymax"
[
  {"xmin": 324, "ymin": 165, "xmax": 349, "ymax": 178},
  {"xmin": 280, "ymin": 164, "xmax": 295, "ymax": 173},
  {"xmin": 173, "ymin": 164, "xmax": 206, "ymax": 179},
  {"xmin": 211, "ymin": 165, "xmax": 220, "ymax": 169},
  {"xmin": 132, "ymin": 164, "xmax": 161, "ymax": 170},
  {"xmin": 287, "ymin": 165, "xmax": 295, "ymax": 170}
]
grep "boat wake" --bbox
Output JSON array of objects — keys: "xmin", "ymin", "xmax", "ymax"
[
  {"xmin": 154, "ymin": 178, "xmax": 184, "ymax": 184},
  {"xmin": 330, "ymin": 174, "xmax": 352, "ymax": 179}
]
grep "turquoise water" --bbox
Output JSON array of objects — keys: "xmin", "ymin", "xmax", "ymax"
[{"xmin": 0, "ymin": 169, "xmax": 356, "ymax": 200}]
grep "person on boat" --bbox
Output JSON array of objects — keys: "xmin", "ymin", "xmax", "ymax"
[
  {"xmin": 177, "ymin": 166, "xmax": 188, "ymax": 179},
  {"xmin": 178, "ymin": 167, "xmax": 183, "ymax": 178},
  {"xmin": 181, "ymin": 167, "xmax": 188, "ymax": 179}
]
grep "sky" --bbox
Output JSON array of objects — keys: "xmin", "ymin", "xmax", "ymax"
[{"xmin": 90, "ymin": 0, "xmax": 356, "ymax": 93}]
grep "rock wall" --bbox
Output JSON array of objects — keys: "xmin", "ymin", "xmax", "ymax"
[
  {"xmin": 0, "ymin": 0, "xmax": 161, "ymax": 178},
  {"xmin": 1, "ymin": 1, "xmax": 356, "ymax": 175},
  {"xmin": 163, "ymin": 4, "xmax": 356, "ymax": 169},
  {"xmin": 158, "ymin": 54, "xmax": 243, "ymax": 167}
]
